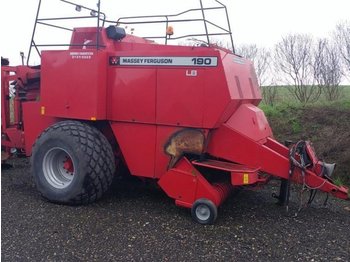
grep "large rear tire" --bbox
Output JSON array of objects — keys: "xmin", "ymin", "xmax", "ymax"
[{"xmin": 31, "ymin": 120, "xmax": 115, "ymax": 205}]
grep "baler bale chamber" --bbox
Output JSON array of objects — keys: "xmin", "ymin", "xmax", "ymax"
[{"xmin": 1, "ymin": 0, "xmax": 348, "ymax": 224}]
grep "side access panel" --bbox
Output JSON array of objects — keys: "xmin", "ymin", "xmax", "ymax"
[
  {"xmin": 156, "ymin": 68, "xmax": 205, "ymax": 127},
  {"xmin": 40, "ymin": 50, "xmax": 107, "ymax": 120},
  {"xmin": 22, "ymin": 101, "xmax": 57, "ymax": 156},
  {"xmin": 110, "ymin": 122, "xmax": 156, "ymax": 178},
  {"xmin": 107, "ymin": 67, "xmax": 157, "ymax": 123}
]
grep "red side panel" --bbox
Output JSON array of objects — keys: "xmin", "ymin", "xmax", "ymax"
[
  {"xmin": 208, "ymin": 124, "xmax": 260, "ymax": 167},
  {"xmin": 104, "ymin": 47, "xmax": 243, "ymax": 129},
  {"xmin": 22, "ymin": 101, "xmax": 57, "ymax": 156},
  {"xmin": 156, "ymin": 69, "xmax": 205, "ymax": 127},
  {"xmin": 226, "ymin": 104, "xmax": 272, "ymax": 142},
  {"xmin": 207, "ymin": 104, "xmax": 288, "ymax": 177},
  {"xmin": 158, "ymin": 158, "xmax": 232, "ymax": 207},
  {"xmin": 213, "ymin": 53, "xmax": 262, "ymax": 127},
  {"xmin": 207, "ymin": 124, "xmax": 290, "ymax": 178},
  {"xmin": 107, "ymin": 68, "xmax": 156, "ymax": 123},
  {"xmin": 223, "ymin": 54, "xmax": 261, "ymax": 104},
  {"xmin": 110, "ymin": 122, "xmax": 156, "ymax": 178},
  {"xmin": 41, "ymin": 50, "xmax": 107, "ymax": 120},
  {"xmin": 158, "ymin": 161, "xmax": 198, "ymax": 206}
]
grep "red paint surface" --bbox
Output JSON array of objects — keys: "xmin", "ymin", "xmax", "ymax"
[{"xmin": 2, "ymin": 26, "xmax": 348, "ymax": 206}]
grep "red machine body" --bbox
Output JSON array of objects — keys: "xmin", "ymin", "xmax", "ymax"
[
  {"xmin": 1, "ymin": 0, "xmax": 348, "ymax": 224},
  {"xmin": 32, "ymin": 27, "xmax": 261, "ymax": 181}
]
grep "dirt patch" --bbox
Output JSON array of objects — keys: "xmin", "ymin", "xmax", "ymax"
[{"xmin": 267, "ymin": 105, "xmax": 350, "ymax": 185}]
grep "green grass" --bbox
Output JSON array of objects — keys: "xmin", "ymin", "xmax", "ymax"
[
  {"xmin": 260, "ymin": 85, "xmax": 350, "ymax": 109},
  {"xmin": 333, "ymin": 176, "xmax": 346, "ymax": 187},
  {"xmin": 259, "ymin": 86, "xmax": 350, "ymax": 126}
]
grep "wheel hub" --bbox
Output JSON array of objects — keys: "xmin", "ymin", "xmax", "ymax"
[
  {"xmin": 42, "ymin": 147, "xmax": 75, "ymax": 189},
  {"xmin": 63, "ymin": 157, "xmax": 74, "ymax": 173},
  {"xmin": 195, "ymin": 204, "xmax": 210, "ymax": 221}
]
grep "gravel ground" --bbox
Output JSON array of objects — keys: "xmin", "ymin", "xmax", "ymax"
[{"xmin": 2, "ymin": 158, "xmax": 350, "ymax": 261}]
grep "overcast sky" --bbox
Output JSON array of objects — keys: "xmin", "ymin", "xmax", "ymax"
[{"xmin": 1, "ymin": 0, "xmax": 349, "ymax": 66}]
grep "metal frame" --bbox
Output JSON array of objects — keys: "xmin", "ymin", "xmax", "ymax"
[
  {"xmin": 114, "ymin": 0, "xmax": 234, "ymax": 50},
  {"xmin": 27, "ymin": 0, "xmax": 105, "ymax": 65},
  {"xmin": 27, "ymin": 0, "xmax": 235, "ymax": 65}
]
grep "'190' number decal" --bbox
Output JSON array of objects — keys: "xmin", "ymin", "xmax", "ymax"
[{"xmin": 192, "ymin": 57, "xmax": 213, "ymax": 65}]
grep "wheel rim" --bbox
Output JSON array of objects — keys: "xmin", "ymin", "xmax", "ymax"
[
  {"xmin": 42, "ymin": 147, "xmax": 75, "ymax": 189},
  {"xmin": 195, "ymin": 204, "xmax": 210, "ymax": 221}
]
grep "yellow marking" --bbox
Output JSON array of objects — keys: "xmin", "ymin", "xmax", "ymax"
[
  {"xmin": 191, "ymin": 170, "xmax": 197, "ymax": 177},
  {"xmin": 40, "ymin": 106, "xmax": 45, "ymax": 115},
  {"xmin": 90, "ymin": 117, "xmax": 97, "ymax": 121},
  {"xmin": 243, "ymin": 173, "xmax": 249, "ymax": 184}
]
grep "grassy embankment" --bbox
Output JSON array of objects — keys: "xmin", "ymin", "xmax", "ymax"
[{"xmin": 259, "ymin": 86, "xmax": 350, "ymax": 185}]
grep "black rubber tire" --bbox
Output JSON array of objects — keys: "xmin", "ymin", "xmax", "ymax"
[
  {"xmin": 31, "ymin": 120, "xmax": 115, "ymax": 205},
  {"xmin": 191, "ymin": 198, "xmax": 218, "ymax": 225}
]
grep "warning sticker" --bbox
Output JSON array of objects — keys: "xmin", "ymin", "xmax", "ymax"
[
  {"xmin": 243, "ymin": 173, "xmax": 249, "ymax": 184},
  {"xmin": 109, "ymin": 56, "xmax": 218, "ymax": 67}
]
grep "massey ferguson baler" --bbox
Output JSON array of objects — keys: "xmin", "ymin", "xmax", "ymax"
[{"xmin": 1, "ymin": 0, "xmax": 349, "ymax": 224}]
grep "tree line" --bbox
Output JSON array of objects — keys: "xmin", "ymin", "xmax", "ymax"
[{"xmin": 235, "ymin": 21, "xmax": 350, "ymax": 105}]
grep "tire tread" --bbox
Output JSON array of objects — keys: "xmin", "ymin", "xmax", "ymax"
[{"xmin": 31, "ymin": 120, "xmax": 115, "ymax": 205}]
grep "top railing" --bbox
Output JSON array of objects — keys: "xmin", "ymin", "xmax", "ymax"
[
  {"xmin": 27, "ymin": 0, "xmax": 235, "ymax": 65},
  {"xmin": 27, "ymin": 0, "xmax": 105, "ymax": 65},
  {"xmin": 114, "ymin": 0, "xmax": 234, "ymax": 50}
]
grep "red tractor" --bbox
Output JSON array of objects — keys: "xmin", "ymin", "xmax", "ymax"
[{"xmin": 2, "ymin": 0, "xmax": 348, "ymax": 224}]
